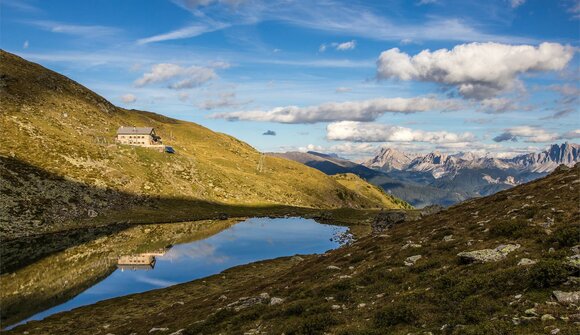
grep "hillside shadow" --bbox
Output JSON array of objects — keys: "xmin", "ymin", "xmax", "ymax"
[{"xmin": 0, "ymin": 157, "xmax": 325, "ymax": 274}]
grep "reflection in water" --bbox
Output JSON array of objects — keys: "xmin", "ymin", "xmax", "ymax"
[
  {"xmin": 3, "ymin": 217, "xmax": 349, "ymax": 330},
  {"xmin": 117, "ymin": 248, "xmax": 169, "ymax": 271}
]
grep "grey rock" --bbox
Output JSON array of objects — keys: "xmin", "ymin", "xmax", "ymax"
[
  {"xmin": 326, "ymin": 265, "xmax": 341, "ymax": 270},
  {"xmin": 518, "ymin": 258, "xmax": 537, "ymax": 266},
  {"xmin": 541, "ymin": 314, "xmax": 556, "ymax": 321},
  {"xmin": 552, "ymin": 291, "xmax": 580, "ymax": 304},
  {"xmin": 457, "ymin": 244, "xmax": 520, "ymax": 263},
  {"xmin": 404, "ymin": 255, "xmax": 422, "ymax": 266},
  {"xmin": 270, "ymin": 297, "xmax": 284, "ymax": 306}
]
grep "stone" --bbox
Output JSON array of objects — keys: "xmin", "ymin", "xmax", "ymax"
[
  {"xmin": 259, "ymin": 292, "xmax": 270, "ymax": 300},
  {"xmin": 357, "ymin": 303, "xmax": 366, "ymax": 308},
  {"xmin": 326, "ymin": 265, "xmax": 341, "ymax": 270},
  {"xmin": 168, "ymin": 330, "xmax": 184, "ymax": 335},
  {"xmin": 525, "ymin": 308, "xmax": 537, "ymax": 316},
  {"xmin": 550, "ymin": 329, "xmax": 560, "ymax": 335},
  {"xmin": 457, "ymin": 244, "xmax": 520, "ymax": 263},
  {"xmin": 371, "ymin": 211, "xmax": 408, "ymax": 234},
  {"xmin": 443, "ymin": 235, "xmax": 454, "ymax": 242},
  {"xmin": 552, "ymin": 291, "xmax": 580, "ymax": 304},
  {"xmin": 290, "ymin": 256, "xmax": 304, "ymax": 262},
  {"xmin": 218, "ymin": 295, "xmax": 227, "ymax": 301},
  {"xmin": 88, "ymin": 209, "xmax": 98, "ymax": 218},
  {"xmin": 331, "ymin": 304, "xmax": 341, "ymax": 310},
  {"xmin": 518, "ymin": 258, "xmax": 537, "ymax": 266},
  {"xmin": 270, "ymin": 297, "xmax": 284, "ymax": 306},
  {"xmin": 404, "ymin": 255, "xmax": 422, "ymax": 266},
  {"xmin": 541, "ymin": 314, "xmax": 556, "ymax": 322},
  {"xmin": 149, "ymin": 328, "xmax": 169, "ymax": 333}
]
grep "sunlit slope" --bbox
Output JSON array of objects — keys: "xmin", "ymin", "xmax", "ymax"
[{"xmin": 0, "ymin": 50, "xmax": 408, "ymax": 236}]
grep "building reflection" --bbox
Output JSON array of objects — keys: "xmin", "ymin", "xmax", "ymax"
[{"xmin": 117, "ymin": 247, "xmax": 170, "ymax": 271}]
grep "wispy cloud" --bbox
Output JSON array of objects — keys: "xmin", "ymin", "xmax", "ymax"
[
  {"xmin": 137, "ymin": 21, "xmax": 230, "ymax": 44},
  {"xmin": 24, "ymin": 20, "xmax": 121, "ymax": 37},
  {"xmin": 493, "ymin": 126, "xmax": 579, "ymax": 143}
]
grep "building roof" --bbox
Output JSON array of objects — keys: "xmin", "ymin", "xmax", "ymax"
[{"xmin": 117, "ymin": 126, "xmax": 154, "ymax": 135}]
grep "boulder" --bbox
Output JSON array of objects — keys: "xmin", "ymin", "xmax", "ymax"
[
  {"xmin": 404, "ymin": 255, "xmax": 422, "ymax": 266},
  {"xmin": 517, "ymin": 258, "xmax": 537, "ymax": 266},
  {"xmin": 421, "ymin": 205, "xmax": 444, "ymax": 217},
  {"xmin": 457, "ymin": 244, "xmax": 520, "ymax": 263},
  {"xmin": 552, "ymin": 291, "xmax": 580, "ymax": 305}
]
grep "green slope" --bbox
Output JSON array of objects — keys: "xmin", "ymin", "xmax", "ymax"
[{"xmin": 0, "ymin": 50, "xmax": 408, "ymax": 239}]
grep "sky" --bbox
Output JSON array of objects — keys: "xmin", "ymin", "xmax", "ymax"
[{"xmin": 2, "ymin": 0, "xmax": 579, "ymax": 159}]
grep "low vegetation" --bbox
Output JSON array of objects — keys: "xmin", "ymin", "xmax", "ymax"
[{"xmin": 8, "ymin": 163, "xmax": 579, "ymax": 334}]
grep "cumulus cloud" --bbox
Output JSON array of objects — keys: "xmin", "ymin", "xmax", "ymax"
[
  {"xmin": 377, "ymin": 42, "xmax": 574, "ymax": 99},
  {"xmin": 120, "ymin": 93, "xmax": 137, "ymax": 103},
  {"xmin": 326, "ymin": 121, "xmax": 476, "ymax": 143},
  {"xmin": 135, "ymin": 63, "xmax": 224, "ymax": 89},
  {"xmin": 211, "ymin": 97, "xmax": 461, "ymax": 123},
  {"xmin": 493, "ymin": 126, "xmax": 563, "ymax": 143},
  {"xmin": 262, "ymin": 130, "xmax": 276, "ymax": 136}
]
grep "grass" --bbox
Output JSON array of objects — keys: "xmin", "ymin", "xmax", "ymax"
[{"xmin": 7, "ymin": 164, "xmax": 578, "ymax": 335}]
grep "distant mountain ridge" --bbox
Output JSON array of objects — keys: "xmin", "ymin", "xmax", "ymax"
[
  {"xmin": 364, "ymin": 142, "xmax": 579, "ymax": 178},
  {"xmin": 274, "ymin": 143, "xmax": 579, "ymax": 208}
]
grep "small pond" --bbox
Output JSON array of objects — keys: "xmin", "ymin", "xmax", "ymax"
[{"xmin": 5, "ymin": 217, "xmax": 350, "ymax": 329}]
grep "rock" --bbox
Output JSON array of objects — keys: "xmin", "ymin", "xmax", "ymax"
[
  {"xmin": 518, "ymin": 258, "xmax": 537, "ymax": 266},
  {"xmin": 259, "ymin": 292, "xmax": 270, "ymax": 300},
  {"xmin": 457, "ymin": 244, "xmax": 520, "ymax": 263},
  {"xmin": 541, "ymin": 314, "xmax": 556, "ymax": 322},
  {"xmin": 357, "ymin": 303, "xmax": 366, "ymax": 308},
  {"xmin": 87, "ymin": 209, "xmax": 98, "ymax": 218},
  {"xmin": 515, "ymin": 294, "xmax": 522, "ymax": 299},
  {"xmin": 290, "ymin": 256, "xmax": 304, "ymax": 262},
  {"xmin": 372, "ymin": 211, "xmax": 408, "ymax": 234},
  {"xmin": 331, "ymin": 304, "xmax": 341, "ymax": 310},
  {"xmin": 404, "ymin": 255, "xmax": 422, "ymax": 266},
  {"xmin": 401, "ymin": 241, "xmax": 422, "ymax": 249},
  {"xmin": 420, "ymin": 205, "xmax": 444, "ymax": 217},
  {"xmin": 326, "ymin": 265, "xmax": 341, "ymax": 270},
  {"xmin": 551, "ymin": 329, "xmax": 560, "ymax": 335},
  {"xmin": 552, "ymin": 291, "xmax": 580, "ymax": 304},
  {"xmin": 218, "ymin": 295, "xmax": 227, "ymax": 301},
  {"xmin": 168, "ymin": 330, "xmax": 184, "ymax": 335},
  {"xmin": 149, "ymin": 328, "xmax": 169, "ymax": 333},
  {"xmin": 525, "ymin": 308, "xmax": 538, "ymax": 316},
  {"xmin": 270, "ymin": 297, "xmax": 284, "ymax": 306},
  {"xmin": 226, "ymin": 293, "xmax": 271, "ymax": 312},
  {"xmin": 443, "ymin": 235, "xmax": 454, "ymax": 242}
]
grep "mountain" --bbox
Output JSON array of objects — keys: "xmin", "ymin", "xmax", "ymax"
[
  {"xmin": 0, "ymin": 50, "xmax": 407, "ymax": 239},
  {"xmin": 363, "ymin": 147, "xmax": 413, "ymax": 171},
  {"xmin": 364, "ymin": 143, "xmax": 580, "ymax": 179},
  {"xmin": 13, "ymin": 164, "xmax": 580, "ymax": 335}
]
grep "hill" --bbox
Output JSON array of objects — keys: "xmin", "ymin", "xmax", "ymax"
[
  {"xmin": 9, "ymin": 164, "xmax": 579, "ymax": 334},
  {"xmin": 0, "ymin": 50, "xmax": 407, "ymax": 239}
]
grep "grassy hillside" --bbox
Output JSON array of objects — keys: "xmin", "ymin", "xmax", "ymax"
[
  {"xmin": 332, "ymin": 173, "xmax": 412, "ymax": 210},
  {"xmin": 9, "ymin": 165, "xmax": 578, "ymax": 334},
  {"xmin": 0, "ymin": 50, "xmax": 408, "ymax": 238}
]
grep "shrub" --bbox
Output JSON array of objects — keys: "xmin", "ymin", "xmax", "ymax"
[
  {"xmin": 283, "ymin": 313, "xmax": 338, "ymax": 335},
  {"xmin": 373, "ymin": 302, "xmax": 417, "ymax": 328},
  {"xmin": 548, "ymin": 225, "xmax": 580, "ymax": 248},
  {"xmin": 528, "ymin": 260, "xmax": 569, "ymax": 288},
  {"xmin": 489, "ymin": 220, "xmax": 541, "ymax": 239}
]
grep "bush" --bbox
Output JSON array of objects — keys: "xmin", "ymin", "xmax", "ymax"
[
  {"xmin": 529, "ymin": 260, "xmax": 569, "ymax": 288},
  {"xmin": 489, "ymin": 220, "xmax": 541, "ymax": 239},
  {"xmin": 284, "ymin": 313, "xmax": 338, "ymax": 335},
  {"xmin": 548, "ymin": 225, "xmax": 580, "ymax": 248},
  {"xmin": 373, "ymin": 302, "xmax": 417, "ymax": 328}
]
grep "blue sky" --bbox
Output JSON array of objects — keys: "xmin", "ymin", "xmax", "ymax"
[{"xmin": 2, "ymin": 0, "xmax": 579, "ymax": 158}]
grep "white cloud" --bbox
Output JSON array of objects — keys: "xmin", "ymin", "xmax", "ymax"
[
  {"xmin": 561, "ymin": 129, "xmax": 580, "ymax": 139},
  {"xmin": 120, "ymin": 94, "xmax": 137, "ymax": 103},
  {"xmin": 493, "ymin": 126, "xmax": 568, "ymax": 143},
  {"xmin": 137, "ymin": 21, "xmax": 230, "ymax": 44},
  {"xmin": 377, "ymin": 42, "xmax": 574, "ymax": 99},
  {"xmin": 134, "ymin": 63, "xmax": 223, "ymax": 89},
  {"xmin": 478, "ymin": 97, "xmax": 520, "ymax": 113},
  {"xmin": 210, "ymin": 97, "xmax": 461, "ymax": 123},
  {"xmin": 510, "ymin": 0, "xmax": 526, "ymax": 8},
  {"xmin": 336, "ymin": 40, "xmax": 356, "ymax": 51},
  {"xmin": 417, "ymin": 0, "xmax": 437, "ymax": 5},
  {"xmin": 23, "ymin": 40, "xmax": 29, "ymax": 49},
  {"xmin": 326, "ymin": 121, "xmax": 476, "ymax": 143}
]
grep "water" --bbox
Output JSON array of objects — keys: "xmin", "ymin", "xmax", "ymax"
[{"xmin": 7, "ymin": 217, "xmax": 349, "ymax": 328}]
